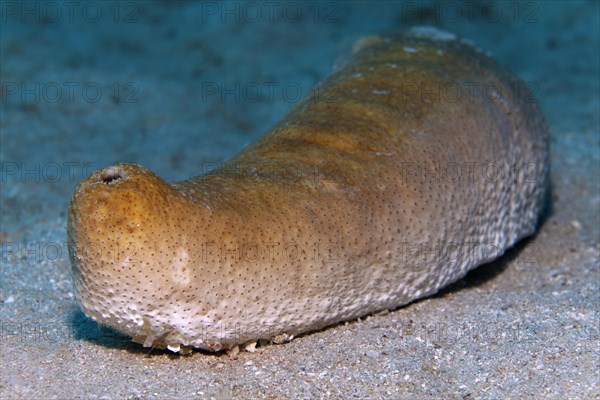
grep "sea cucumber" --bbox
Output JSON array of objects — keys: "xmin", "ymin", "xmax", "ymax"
[{"xmin": 67, "ymin": 27, "xmax": 549, "ymax": 353}]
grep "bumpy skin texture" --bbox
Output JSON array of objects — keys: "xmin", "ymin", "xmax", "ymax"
[{"xmin": 68, "ymin": 28, "xmax": 549, "ymax": 352}]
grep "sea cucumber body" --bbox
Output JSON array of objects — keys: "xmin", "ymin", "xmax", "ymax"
[{"xmin": 68, "ymin": 29, "xmax": 548, "ymax": 352}]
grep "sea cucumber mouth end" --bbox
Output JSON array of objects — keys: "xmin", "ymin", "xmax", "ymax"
[
  {"xmin": 99, "ymin": 166, "xmax": 125, "ymax": 185},
  {"xmin": 87, "ymin": 163, "xmax": 149, "ymax": 186},
  {"xmin": 72, "ymin": 163, "xmax": 169, "ymax": 200}
]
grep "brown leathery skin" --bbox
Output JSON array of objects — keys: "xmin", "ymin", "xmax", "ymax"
[{"xmin": 67, "ymin": 28, "xmax": 549, "ymax": 352}]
